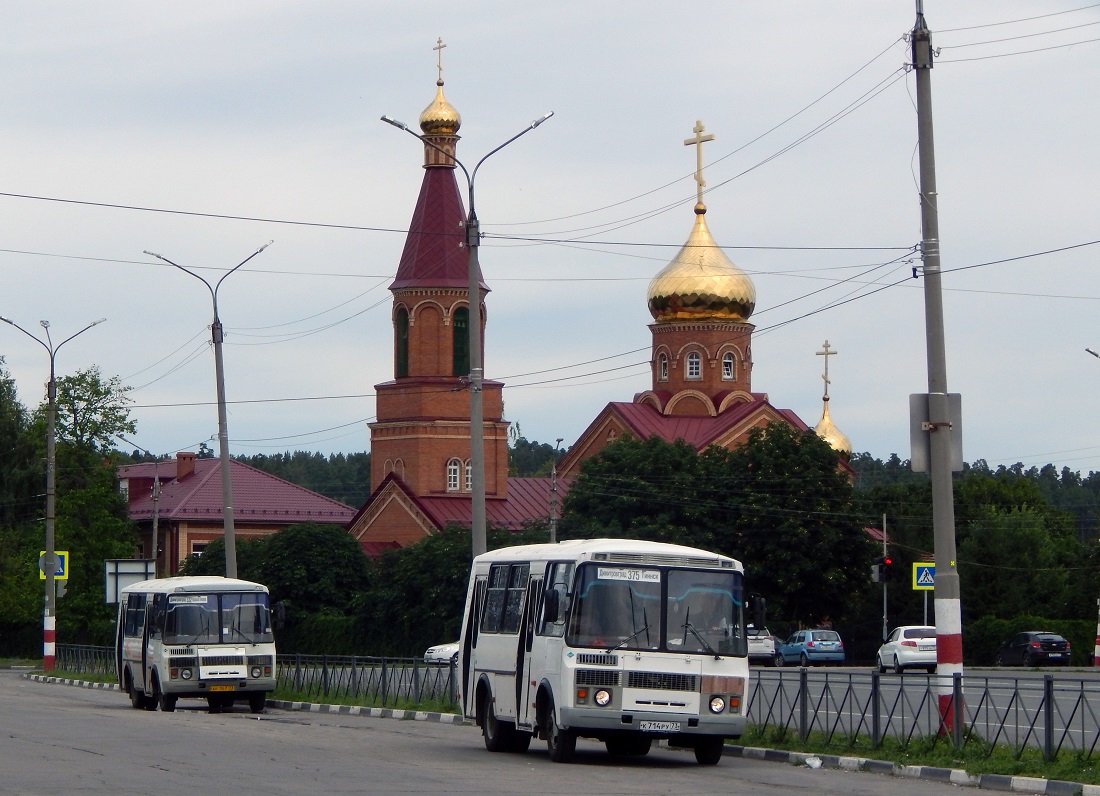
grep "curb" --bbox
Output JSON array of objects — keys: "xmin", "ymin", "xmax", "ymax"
[{"xmin": 729, "ymin": 745, "xmax": 1099, "ymax": 795}]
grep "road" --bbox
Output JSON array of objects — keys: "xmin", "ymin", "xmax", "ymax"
[{"xmin": 0, "ymin": 670, "xmax": 1038, "ymax": 796}]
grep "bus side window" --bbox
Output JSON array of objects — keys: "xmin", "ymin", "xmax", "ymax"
[
  {"xmin": 124, "ymin": 594, "xmax": 147, "ymax": 638},
  {"xmin": 148, "ymin": 594, "xmax": 165, "ymax": 640},
  {"xmin": 480, "ymin": 565, "xmax": 510, "ymax": 633},
  {"xmin": 538, "ymin": 562, "xmax": 573, "ymax": 637},
  {"xmin": 500, "ymin": 564, "xmax": 530, "ymax": 634}
]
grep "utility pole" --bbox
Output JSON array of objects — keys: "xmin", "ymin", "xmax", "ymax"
[{"xmin": 912, "ymin": 1, "xmax": 964, "ymax": 731}]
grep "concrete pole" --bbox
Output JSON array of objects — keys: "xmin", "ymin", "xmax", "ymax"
[{"xmin": 912, "ymin": 3, "xmax": 965, "ymax": 722}]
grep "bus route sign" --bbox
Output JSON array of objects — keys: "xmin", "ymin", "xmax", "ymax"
[{"xmin": 913, "ymin": 562, "xmax": 935, "ymax": 591}]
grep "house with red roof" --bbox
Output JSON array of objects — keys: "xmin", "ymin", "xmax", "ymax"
[{"xmin": 118, "ymin": 451, "xmax": 356, "ymax": 576}]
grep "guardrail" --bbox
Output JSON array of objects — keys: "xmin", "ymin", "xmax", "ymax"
[
  {"xmin": 748, "ymin": 668, "xmax": 1100, "ymax": 762},
  {"xmin": 52, "ymin": 646, "xmax": 1100, "ymax": 761}
]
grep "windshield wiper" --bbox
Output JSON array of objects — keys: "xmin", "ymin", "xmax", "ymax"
[
  {"xmin": 607, "ymin": 619, "xmax": 652, "ymax": 653},
  {"xmin": 682, "ymin": 621, "xmax": 722, "ymax": 660}
]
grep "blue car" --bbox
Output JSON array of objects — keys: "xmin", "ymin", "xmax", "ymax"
[{"xmin": 775, "ymin": 629, "xmax": 845, "ymax": 667}]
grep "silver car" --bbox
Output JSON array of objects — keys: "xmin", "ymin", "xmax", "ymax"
[
  {"xmin": 747, "ymin": 625, "xmax": 776, "ymax": 665},
  {"xmin": 876, "ymin": 626, "xmax": 937, "ymax": 674},
  {"xmin": 423, "ymin": 641, "xmax": 460, "ymax": 666}
]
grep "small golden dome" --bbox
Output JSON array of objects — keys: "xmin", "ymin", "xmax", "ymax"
[
  {"xmin": 647, "ymin": 204, "xmax": 756, "ymax": 322},
  {"xmin": 815, "ymin": 399, "xmax": 852, "ymax": 459},
  {"xmin": 419, "ymin": 80, "xmax": 461, "ymax": 136}
]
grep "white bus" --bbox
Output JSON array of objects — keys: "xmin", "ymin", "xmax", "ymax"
[
  {"xmin": 115, "ymin": 576, "xmax": 277, "ymax": 713},
  {"xmin": 459, "ymin": 539, "xmax": 762, "ymax": 765}
]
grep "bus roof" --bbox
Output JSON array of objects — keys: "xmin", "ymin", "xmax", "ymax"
[
  {"xmin": 472, "ymin": 538, "xmax": 741, "ymax": 570},
  {"xmin": 119, "ymin": 575, "xmax": 270, "ymax": 596}
]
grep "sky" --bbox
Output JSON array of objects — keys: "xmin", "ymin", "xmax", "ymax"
[{"xmin": 1, "ymin": 2, "xmax": 1098, "ymax": 476}]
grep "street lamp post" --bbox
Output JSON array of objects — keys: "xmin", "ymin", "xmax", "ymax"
[
  {"xmin": 1, "ymin": 316, "xmax": 106, "ymax": 672},
  {"xmin": 381, "ymin": 112, "xmax": 553, "ymax": 558},
  {"xmin": 143, "ymin": 243, "xmax": 271, "ymax": 578},
  {"xmin": 550, "ymin": 437, "xmax": 563, "ymax": 543}
]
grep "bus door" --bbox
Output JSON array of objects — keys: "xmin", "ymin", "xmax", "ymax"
[
  {"xmin": 462, "ymin": 576, "xmax": 486, "ymax": 718},
  {"xmin": 515, "ymin": 577, "xmax": 543, "ymax": 730}
]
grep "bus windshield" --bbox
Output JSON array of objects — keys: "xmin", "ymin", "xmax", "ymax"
[
  {"xmin": 163, "ymin": 592, "xmax": 273, "ymax": 645},
  {"xmin": 565, "ymin": 564, "xmax": 745, "ymax": 655}
]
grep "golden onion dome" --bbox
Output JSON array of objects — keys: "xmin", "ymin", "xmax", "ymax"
[
  {"xmin": 815, "ymin": 399, "xmax": 852, "ymax": 459},
  {"xmin": 419, "ymin": 80, "xmax": 461, "ymax": 136},
  {"xmin": 647, "ymin": 203, "xmax": 756, "ymax": 322}
]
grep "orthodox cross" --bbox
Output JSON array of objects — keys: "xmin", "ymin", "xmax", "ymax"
[
  {"xmin": 434, "ymin": 38, "xmax": 447, "ymax": 83},
  {"xmin": 816, "ymin": 340, "xmax": 837, "ymax": 399},
  {"xmin": 683, "ymin": 120, "xmax": 715, "ymax": 205}
]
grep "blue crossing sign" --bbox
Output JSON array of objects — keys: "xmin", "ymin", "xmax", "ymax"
[
  {"xmin": 38, "ymin": 550, "xmax": 69, "ymax": 580},
  {"xmin": 913, "ymin": 562, "xmax": 935, "ymax": 591}
]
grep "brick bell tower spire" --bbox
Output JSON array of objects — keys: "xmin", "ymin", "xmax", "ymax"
[{"xmin": 369, "ymin": 41, "xmax": 509, "ymax": 505}]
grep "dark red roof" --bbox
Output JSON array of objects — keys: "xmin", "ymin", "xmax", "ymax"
[
  {"xmin": 119, "ymin": 458, "xmax": 355, "ymax": 525},
  {"xmin": 605, "ymin": 399, "xmax": 810, "ymax": 450},
  {"xmin": 412, "ymin": 477, "xmax": 561, "ymax": 531},
  {"xmin": 390, "ymin": 166, "xmax": 487, "ymax": 292}
]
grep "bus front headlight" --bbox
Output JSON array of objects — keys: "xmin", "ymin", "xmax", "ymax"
[
  {"xmin": 250, "ymin": 666, "xmax": 263, "ymax": 679},
  {"xmin": 594, "ymin": 689, "xmax": 612, "ymax": 707},
  {"xmin": 709, "ymin": 695, "xmax": 726, "ymax": 714}
]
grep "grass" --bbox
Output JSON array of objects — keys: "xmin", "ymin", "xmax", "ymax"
[{"xmin": 740, "ymin": 724, "xmax": 1100, "ymax": 786}]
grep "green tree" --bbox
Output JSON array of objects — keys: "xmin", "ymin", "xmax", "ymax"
[{"xmin": 559, "ymin": 426, "xmax": 872, "ymax": 626}]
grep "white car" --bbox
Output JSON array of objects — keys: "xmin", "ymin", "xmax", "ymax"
[
  {"xmin": 876, "ymin": 626, "xmax": 937, "ymax": 674},
  {"xmin": 423, "ymin": 641, "xmax": 460, "ymax": 666},
  {"xmin": 747, "ymin": 625, "xmax": 776, "ymax": 665}
]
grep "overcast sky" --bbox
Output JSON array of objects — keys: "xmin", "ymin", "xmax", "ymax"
[{"xmin": 1, "ymin": 2, "xmax": 1098, "ymax": 475}]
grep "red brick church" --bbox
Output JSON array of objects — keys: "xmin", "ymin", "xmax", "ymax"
[{"xmin": 348, "ymin": 67, "xmax": 849, "ymax": 554}]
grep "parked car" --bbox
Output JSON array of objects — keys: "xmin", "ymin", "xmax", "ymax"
[
  {"xmin": 747, "ymin": 625, "xmax": 776, "ymax": 665},
  {"xmin": 423, "ymin": 641, "xmax": 460, "ymax": 665},
  {"xmin": 995, "ymin": 631, "xmax": 1071, "ymax": 667},
  {"xmin": 775, "ymin": 629, "xmax": 845, "ymax": 667},
  {"xmin": 876, "ymin": 626, "xmax": 937, "ymax": 674}
]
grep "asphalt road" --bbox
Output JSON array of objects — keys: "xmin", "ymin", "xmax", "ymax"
[{"xmin": 0, "ymin": 670, "xmax": 1042, "ymax": 796}]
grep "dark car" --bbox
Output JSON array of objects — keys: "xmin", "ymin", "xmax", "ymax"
[{"xmin": 995, "ymin": 631, "xmax": 1071, "ymax": 667}]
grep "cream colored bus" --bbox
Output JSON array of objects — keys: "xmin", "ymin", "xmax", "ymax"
[
  {"xmin": 116, "ymin": 576, "xmax": 276, "ymax": 713},
  {"xmin": 459, "ymin": 539, "xmax": 762, "ymax": 765}
]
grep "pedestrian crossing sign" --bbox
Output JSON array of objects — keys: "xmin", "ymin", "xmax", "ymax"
[{"xmin": 913, "ymin": 563, "xmax": 935, "ymax": 591}]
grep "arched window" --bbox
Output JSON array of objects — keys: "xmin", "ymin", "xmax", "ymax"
[
  {"xmin": 446, "ymin": 458, "xmax": 462, "ymax": 492},
  {"xmin": 465, "ymin": 460, "xmax": 473, "ymax": 492},
  {"xmin": 452, "ymin": 307, "xmax": 469, "ymax": 377},
  {"xmin": 686, "ymin": 351, "xmax": 702, "ymax": 380},
  {"xmin": 722, "ymin": 352, "xmax": 735, "ymax": 380},
  {"xmin": 395, "ymin": 308, "xmax": 409, "ymax": 378},
  {"xmin": 658, "ymin": 353, "xmax": 669, "ymax": 381}
]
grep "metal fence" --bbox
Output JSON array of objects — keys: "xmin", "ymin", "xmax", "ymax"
[
  {"xmin": 54, "ymin": 645, "xmax": 457, "ymax": 709},
  {"xmin": 748, "ymin": 668, "xmax": 1100, "ymax": 762},
  {"xmin": 50, "ymin": 646, "xmax": 1100, "ymax": 762}
]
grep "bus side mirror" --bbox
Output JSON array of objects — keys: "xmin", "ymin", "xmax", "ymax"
[{"xmin": 544, "ymin": 590, "xmax": 560, "ymax": 624}]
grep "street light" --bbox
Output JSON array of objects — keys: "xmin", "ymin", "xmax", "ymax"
[
  {"xmin": 381, "ymin": 111, "xmax": 553, "ymax": 558},
  {"xmin": 142, "ymin": 243, "xmax": 272, "ymax": 578},
  {"xmin": 1, "ymin": 315, "xmax": 106, "ymax": 672},
  {"xmin": 550, "ymin": 438, "xmax": 564, "ymax": 543}
]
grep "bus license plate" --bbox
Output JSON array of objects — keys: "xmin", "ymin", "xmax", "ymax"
[
  {"xmin": 639, "ymin": 721, "xmax": 680, "ymax": 732},
  {"xmin": 209, "ymin": 685, "xmax": 235, "ymax": 692}
]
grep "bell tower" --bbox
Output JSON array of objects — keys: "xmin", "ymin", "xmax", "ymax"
[{"xmin": 370, "ymin": 44, "xmax": 510, "ymax": 501}]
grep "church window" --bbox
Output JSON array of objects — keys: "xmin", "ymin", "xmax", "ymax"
[
  {"xmin": 395, "ymin": 308, "xmax": 409, "ymax": 378},
  {"xmin": 686, "ymin": 351, "xmax": 702, "ymax": 380},
  {"xmin": 446, "ymin": 458, "xmax": 462, "ymax": 492},
  {"xmin": 465, "ymin": 460, "xmax": 473, "ymax": 492},
  {"xmin": 658, "ymin": 354, "xmax": 668, "ymax": 381},
  {"xmin": 722, "ymin": 352, "xmax": 735, "ymax": 380},
  {"xmin": 452, "ymin": 307, "xmax": 469, "ymax": 377}
]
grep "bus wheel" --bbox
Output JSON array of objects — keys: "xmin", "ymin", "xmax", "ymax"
[
  {"xmin": 153, "ymin": 678, "xmax": 177, "ymax": 712},
  {"xmin": 248, "ymin": 693, "xmax": 267, "ymax": 714},
  {"xmin": 128, "ymin": 674, "xmax": 149, "ymax": 710},
  {"xmin": 481, "ymin": 693, "xmax": 515, "ymax": 753},
  {"xmin": 694, "ymin": 736, "xmax": 724, "ymax": 765},
  {"xmin": 508, "ymin": 731, "xmax": 532, "ymax": 753},
  {"xmin": 545, "ymin": 700, "xmax": 576, "ymax": 763}
]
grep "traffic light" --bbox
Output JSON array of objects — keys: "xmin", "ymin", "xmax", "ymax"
[
  {"xmin": 871, "ymin": 560, "xmax": 882, "ymax": 583},
  {"xmin": 881, "ymin": 556, "xmax": 895, "ymax": 582}
]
